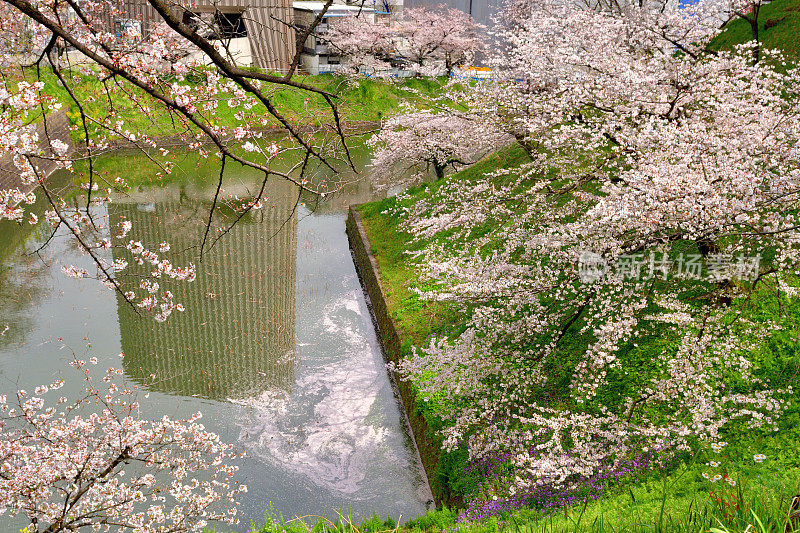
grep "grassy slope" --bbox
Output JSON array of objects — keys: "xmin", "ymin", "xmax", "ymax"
[
  {"xmin": 348, "ymin": 12, "xmax": 800, "ymax": 532},
  {"xmin": 11, "ymin": 72, "xmax": 443, "ymax": 143},
  {"xmin": 710, "ymin": 0, "xmax": 800, "ymax": 57},
  {"xmin": 355, "ymin": 138, "xmax": 800, "ymax": 533}
]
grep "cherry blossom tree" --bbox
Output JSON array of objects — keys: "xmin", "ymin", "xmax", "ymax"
[
  {"xmin": 396, "ymin": 5, "xmax": 484, "ymax": 75},
  {"xmin": 368, "ymin": 109, "xmax": 509, "ymax": 183},
  {"xmin": 325, "ymin": 4, "xmax": 483, "ymax": 76},
  {"xmin": 323, "ymin": 14, "xmax": 394, "ymax": 74},
  {"xmin": 384, "ymin": 0, "xmax": 800, "ymax": 503},
  {"xmin": 0, "ymin": 359, "xmax": 244, "ymax": 532}
]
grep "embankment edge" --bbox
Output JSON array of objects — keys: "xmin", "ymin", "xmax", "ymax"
[{"xmin": 346, "ymin": 205, "xmax": 458, "ymax": 510}]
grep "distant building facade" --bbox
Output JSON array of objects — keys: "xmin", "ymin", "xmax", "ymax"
[
  {"xmin": 108, "ymin": 0, "xmax": 296, "ymax": 71},
  {"xmin": 293, "ymin": 1, "xmax": 380, "ymax": 75}
]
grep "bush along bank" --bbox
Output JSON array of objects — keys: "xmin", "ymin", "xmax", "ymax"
[{"xmin": 351, "ymin": 142, "xmax": 800, "ymax": 533}]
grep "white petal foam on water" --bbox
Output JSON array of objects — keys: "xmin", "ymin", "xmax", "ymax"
[{"xmin": 232, "ymin": 292, "xmax": 404, "ymax": 495}]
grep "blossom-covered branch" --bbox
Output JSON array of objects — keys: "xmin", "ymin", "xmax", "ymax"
[
  {"xmin": 0, "ymin": 0, "xmax": 353, "ymax": 320},
  {"xmin": 0, "ymin": 359, "xmax": 245, "ymax": 532}
]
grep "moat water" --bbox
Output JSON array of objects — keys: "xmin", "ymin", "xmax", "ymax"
[{"xmin": 0, "ymin": 144, "xmax": 430, "ymax": 530}]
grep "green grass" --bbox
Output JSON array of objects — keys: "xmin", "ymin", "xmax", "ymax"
[
  {"xmin": 710, "ymin": 0, "xmax": 800, "ymax": 58},
  {"xmin": 508, "ymin": 455, "xmax": 800, "ymax": 533},
  {"xmin": 354, "ymin": 140, "xmax": 800, "ymax": 532},
  {"xmin": 210, "ymin": 466, "xmax": 800, "ymax": 533},
  {"xmin": 356, "ymin": 144, "xmax": 535, "ymax": 504},
  {"xmin": 9, "ymin": 69, "xmax": 447, "ymax": 144}
]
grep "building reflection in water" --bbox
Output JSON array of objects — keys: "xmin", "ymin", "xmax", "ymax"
[{"xmin": 110, "ymin": 178, "xmax": 298, "ymax": 400}]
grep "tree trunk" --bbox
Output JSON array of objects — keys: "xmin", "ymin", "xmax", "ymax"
[
  {"xmin": 513, "ymin": 133, "xmax": 537, "ymax": 159},
  {"xmin": 746, "ymin": 1, "xmax": 761, "ymax": 64}
]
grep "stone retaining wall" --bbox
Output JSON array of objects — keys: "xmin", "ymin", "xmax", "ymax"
[
  {"xmin": 346, "ymin": 205, "xmax": 460, "ymax": 509},
  {"xmin": 97, "ymin": 120, "xmax": 381, "ymax": 152}
]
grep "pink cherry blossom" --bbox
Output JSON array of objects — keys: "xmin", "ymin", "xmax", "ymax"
[
  {"xmin": 386, "ymin": 0, "xmax": 800, "ymax": 500},
  {"xmin": 0, "ymin": 364, "xmax": 244, "ymax": 532}
]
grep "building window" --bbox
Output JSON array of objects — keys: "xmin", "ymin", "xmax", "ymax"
[
  {"xmin": 214, "ymin": 11, "xmax": 248, "ymax": 39},
  {"xmin": 182, "ymin": 10, "xmax": 201, "ymax": 31}
]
